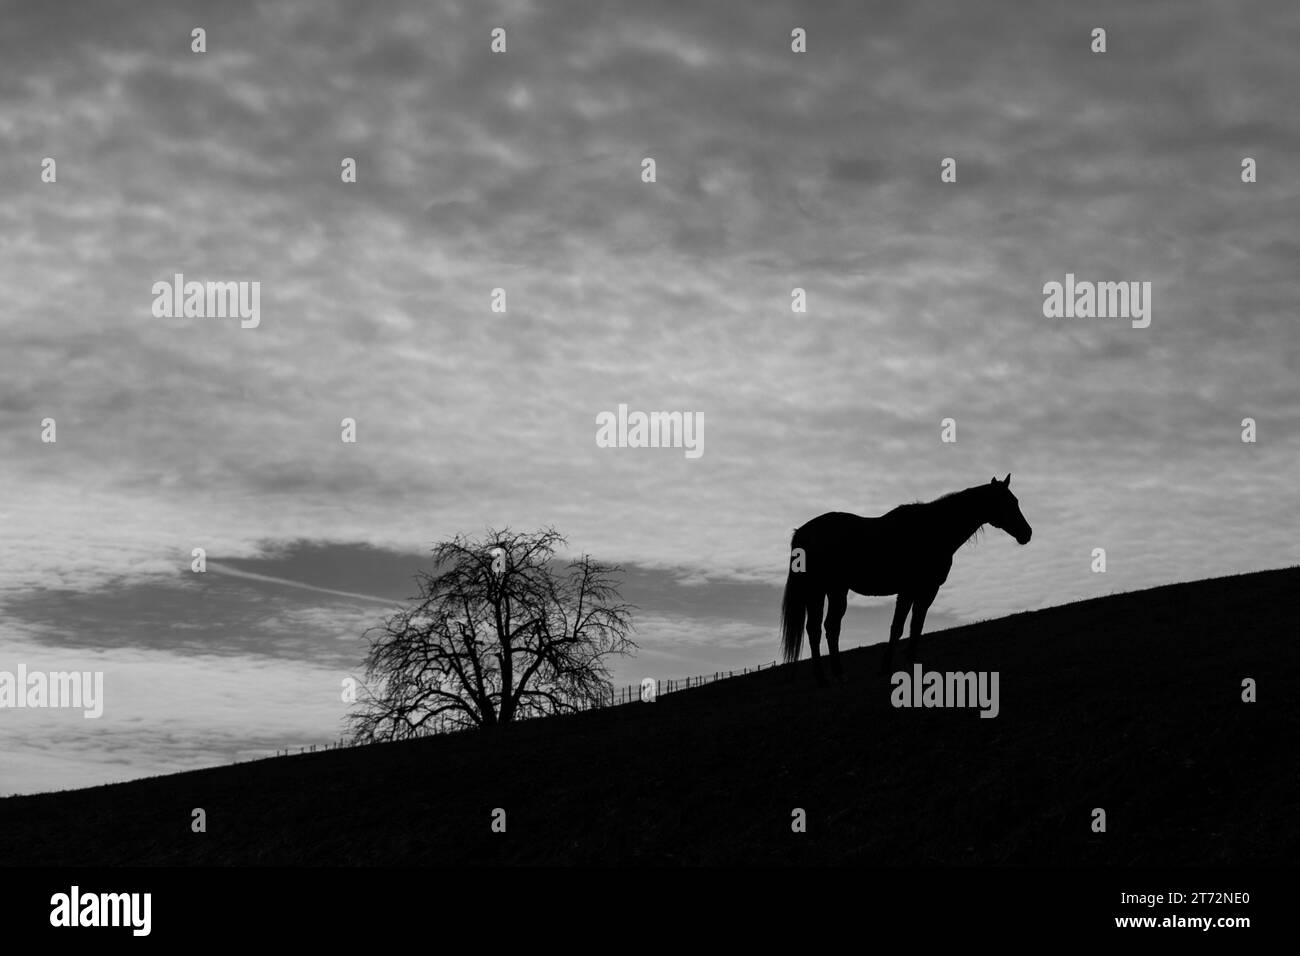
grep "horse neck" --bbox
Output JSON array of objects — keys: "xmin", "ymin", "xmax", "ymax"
[{"xmin": 931, "ymin": 487, "xmax": 990, "ymax": 553}]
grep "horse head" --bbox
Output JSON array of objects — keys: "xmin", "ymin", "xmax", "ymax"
[{"xmin": 987, "ymin": 474, "xmax": 1032, "ymax": 545}]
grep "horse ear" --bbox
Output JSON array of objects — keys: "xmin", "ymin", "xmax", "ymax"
[{"xmin": 1002, "ymin": 473, "xmax": 1012, "ymax": 486}]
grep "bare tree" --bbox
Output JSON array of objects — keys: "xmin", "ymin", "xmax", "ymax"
[{"xmin": 347, "ymin": 528, "xmax": 635, "ymax": 742}]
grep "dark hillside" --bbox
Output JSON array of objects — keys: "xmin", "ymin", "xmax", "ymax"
[{"xmin": 2, "ymin": 568, "xmax": 1296, "ymax": 865}]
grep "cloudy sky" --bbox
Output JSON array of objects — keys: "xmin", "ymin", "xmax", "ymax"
[{"xmin": 2, "ymin": 0, "xmax": 1297, "ymax": 795}]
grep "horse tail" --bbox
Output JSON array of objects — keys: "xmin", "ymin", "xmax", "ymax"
[{"xmin": 780, "ymin": 530, "xmax": 806, "ymax": 664}]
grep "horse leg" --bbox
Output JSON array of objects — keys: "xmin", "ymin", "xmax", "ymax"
[
  {"xmin": 907, "ymin": 586, "xmax": 939, "ymax": 660},
  {"xmin": 824, "ymin": 588, "xmax": 848, "ymax": 682},
  {"xmin": 880, "ymin": 593, "xmax": 912, "ymax": 675},
  {"xmin": 806, "ymin": 591, "xmax": 828, "ymax": 687}
]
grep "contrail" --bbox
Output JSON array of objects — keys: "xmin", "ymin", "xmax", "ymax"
[{"xmin": 206, "ymin": 563, "xmax": 398, "ymax": 605}]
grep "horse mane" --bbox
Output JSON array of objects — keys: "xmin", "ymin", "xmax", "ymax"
[
  {"xmin": 927, "ymin": 483, "xmax": 988, "ymax": 505},
  {"xmin": 903, "ymin": 484, "xmax": 991, "ymax": 547},
  {"xmin": 902, "ymin": 482, "xmax": 987, "ymax": 507}
]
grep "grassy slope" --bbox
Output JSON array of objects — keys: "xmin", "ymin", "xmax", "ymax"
[{"xmin": 1, "ymin": 567, "xmax": 1296, "ymax": 865}]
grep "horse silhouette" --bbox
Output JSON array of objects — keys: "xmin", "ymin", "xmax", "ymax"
[{"xmin": 781, "ymin": 475, "xmax": 1032, "ymax": 684}]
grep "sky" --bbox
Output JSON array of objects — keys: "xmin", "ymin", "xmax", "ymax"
[{"xmin": 2, "ymin": 0, "xmax": 1298, "ymax": 795}]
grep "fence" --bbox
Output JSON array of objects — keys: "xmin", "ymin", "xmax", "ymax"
[
  {"xmin": 273, "ymin": 659, "xmax": 782, "ymax": 758},
  {"xmin": 593, "ymin": 659, "xmax": 781, "ymax": 707}
]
